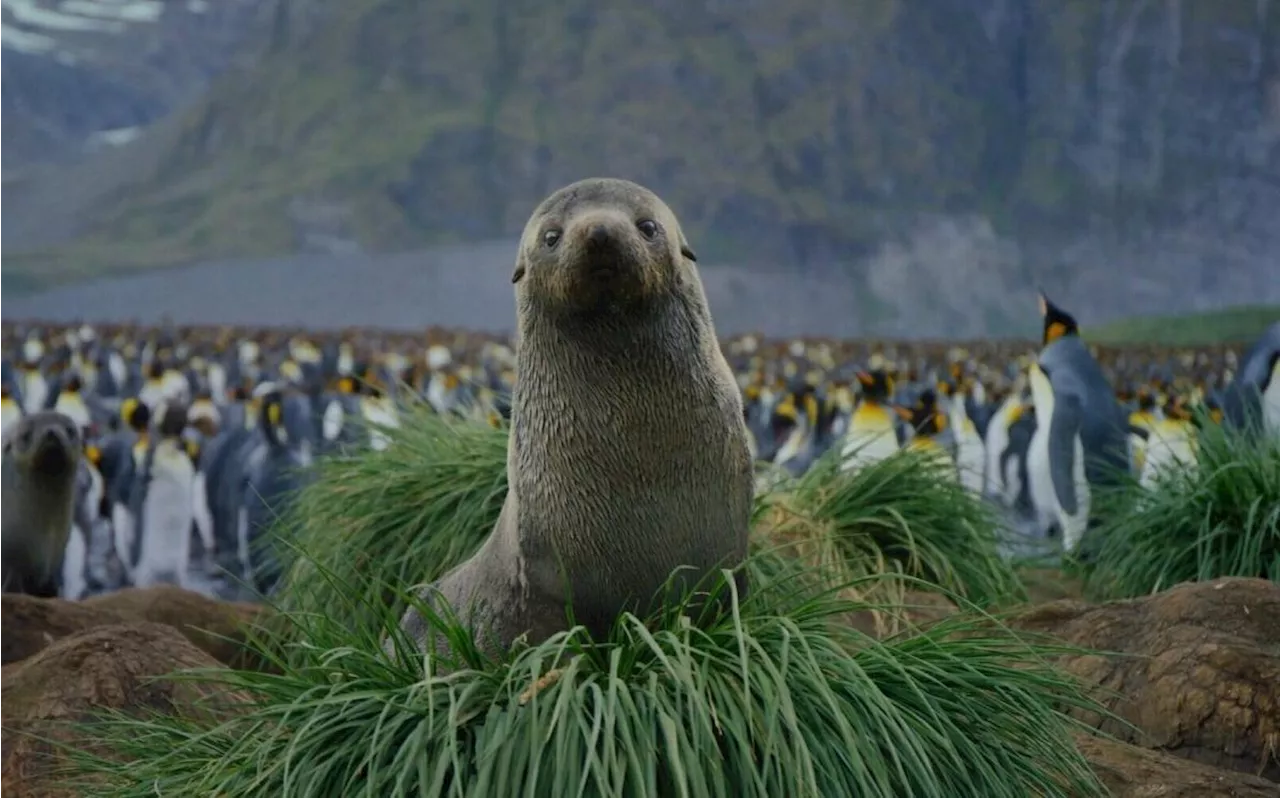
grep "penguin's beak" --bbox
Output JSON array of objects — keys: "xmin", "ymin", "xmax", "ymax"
[{"xmin": 893, "ymin": 406, "xmax": 913, "ymax": 422}]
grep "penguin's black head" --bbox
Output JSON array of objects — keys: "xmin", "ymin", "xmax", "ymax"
[
  {"xmin": 64, "ymin": 373, "xmax": 83, "ymax": 393},
  {"xmin": 149, "ymin": 361, "xmax": 165, "ymax": 380},
  {"xmin": 128, "ymin": 401, "xmax": 152, "ymax": 433},
  {"xmin": 1037, "ymin": 292, "xmax": 1079, "ymax": 346},
  {"xmin": 1136, "ymin": 387, "xmax": 1155, "ymax": 411},
  {"xmin": 856, "ymin": 369, "xmax": 894, "ymax": 402},
  {"xmin": 906, "ymin": 389, "xmax": 946, "ymax": 435},
  {"xmin": 769, "ymin": 396, "xmax": 800, "ymax": 441},
  {"xmin": 158, "ymin": 404, "xmax": 188, "ymax": 438}
]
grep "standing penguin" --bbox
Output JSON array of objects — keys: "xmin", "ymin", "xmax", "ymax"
[
  {"xmin": 16, "ymin": 356, "xmax": 48, "ymax": 416},
  {"xmin": 52, "ymin": 372, "xmax": 93, "ymax": 432},
  {"xmin": 1025, "ymin": 294, "xmax": 1130, "ymax": 554},
  {"xmin": 2, "ymin": 381, "xmax": 22, "ymax": 438},
  {"xmin": 1219, "ymin": 322, "xmax": 1280, "ymax": 437},
  {"xmin": 242, "ymin": 389, "xmax": 312, "ymax": 595},
  {"xmin": 61, "ymin": 449, "xmax": 105, "ymax": 600},
  {"xmin": 839, "ymin": 369, "xmax": 902, "ymax": 474},
  {"xmin": 2, "ymin": 411, "xmax": 83, "ymax": 597},
  {"xmin": 1139, "ymin": 395, "xmax": 1199, "ymax": 490},
  {"xmin": 359, "ymin": 374, "xmax": 399, "ymax": 451},
  {"xmin": 943, "ymin": 380, "xmax": 986, "ymax": 493},
  {"xmin": 129, "ymin": 404, "xmax": 198, "ymax": 589},
  {"xmin": 100, "ymin": 399, "xmax": 152, "ymax": 585},
  {"xmin": 900, "ymin": 390, "xmax": 954, "ymax": 473}
]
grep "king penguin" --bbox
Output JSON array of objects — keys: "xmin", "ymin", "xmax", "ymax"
[
  {"xmin": 243, "ymin": 389, "xmax": 313, "ymax": 595},
  {"xmin": 1024, "ymin": 293, "xmax": 1130, "ymax": 555},
  {"xmin": 942, "ymin": 379, "xmax": 986, "ymax": 493},
  {"xmin": 1139, "ymin": 395, "xmax": 1198, "ymax": 490},
  {"xmin": 2, "ymin": 381, "xmax": 22, "ymax": 438},
  {"xmin": 1219, "ymin": 321, "xmax": 1280, "ymax": 437},
  {"xmin": 839, "ymin": 369, "xmax": 901, "ymax": 474},
  {"xmin": 900, "ymin": 389, "xmax": 954, "ymax": 474},
  {"xmin": 129, "ymin": 404, "xmax": 198, "ymax": 589},
  {"xmin": 17, "ymin": 353, "xmax": 48, "ymax": 416}
]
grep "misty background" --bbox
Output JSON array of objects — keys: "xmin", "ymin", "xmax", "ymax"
[{"xmin": 3, "ymin": 0, "xmax": 1278, "ymax": 337}]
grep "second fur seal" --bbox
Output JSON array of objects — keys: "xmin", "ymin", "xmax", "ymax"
[
  {"xmin": 396, "ymin": 177, "xmax": 754, "ymax": 659},
  {"xmin": 2, "ymin": 410, "xmax": 83, "ymax": 597}
]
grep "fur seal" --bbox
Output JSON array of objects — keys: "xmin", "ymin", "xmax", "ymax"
[
  {"xmin": 396, "ymin": 177, "xmax": 754, "ymax": 659},
  {"xmin": 2, "ymin": 411, "xmax": 83, "ymax": 597}
]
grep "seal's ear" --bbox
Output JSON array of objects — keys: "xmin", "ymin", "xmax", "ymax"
[{"xmin": 679, "ymin": 240, "xmax": 698, "ymax": 263}]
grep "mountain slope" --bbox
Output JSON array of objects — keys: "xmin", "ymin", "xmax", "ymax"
[
  {"xmin": 1, "ymin": 0, "xmax": 268, "ymax": 167},
  {"xmin": 6, "ymin": 0, "xmax": 1279, "ymax": 334}
]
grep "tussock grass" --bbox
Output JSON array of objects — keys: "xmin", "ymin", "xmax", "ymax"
[
  {"xmin": 755, "ymin": 448, "xmax": 1025, "ymax": 610},
  {"xmin": 279, "ymin": 404, "xmax": 508, "ymax": 629},
  {"xmin": 1084, "ymin": 420, "xmax": 1280, "ymax": 599},
  {"xmin": 282, "ymin": 405, "xmax": 1022, "ymax": 636},
  {"xmin": 58, "ymin": 554, "xmax": 1106, "ymax": 798}
]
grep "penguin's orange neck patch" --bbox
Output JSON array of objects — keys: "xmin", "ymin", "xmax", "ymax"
[{"xmin": 1045, "ymin": 321, "xmax": 1068, "ymax": 344}]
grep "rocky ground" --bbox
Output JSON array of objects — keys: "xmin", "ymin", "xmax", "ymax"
[{"xmin": 2, "ymin": 578, "xmax": 1277, "ymax": 796}]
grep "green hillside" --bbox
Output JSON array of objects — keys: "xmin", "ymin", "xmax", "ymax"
[
  {"xmin": 1088, "ymin": 306, "xmax": 1280, "ymax": 346},
  {"xmin": 5, "ymin": 0, "xmax": 1276, "ymax": 347},
  {"xmin": 5, "ymin": 2, "xmax": 1269, "ymax": 277}
]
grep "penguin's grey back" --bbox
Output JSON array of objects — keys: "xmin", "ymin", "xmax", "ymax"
[{"xmin": 1039, "ymin": 337, "xmax": 1129, "ymax": 483}]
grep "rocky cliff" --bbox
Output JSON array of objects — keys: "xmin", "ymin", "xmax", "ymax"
[
  {"xmin": 5, "ymin": 0, "xmax": 1278, "ymax": 334},
  {"xmin": 0, "ymin": 0, "xmax": 269, "ymax": 167}
]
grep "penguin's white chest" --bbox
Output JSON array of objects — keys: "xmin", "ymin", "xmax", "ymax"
[
  {"xmin": 839, "ymin": 405, "xmax": 899, "ymax": 474},
  {"xmin": 774, "ymin": 422, "xmax": 809, "ymax": 467},
  {"xmin": 1026, "ymin": 424, "xmax": 1056, "ymax": 525},
  {"xmin": 950, "ymin": 405, "xmax": 985, "ymax": 493},
  {"xmin": 21, "ymin": 373, "xmax": 47, "ymax": 414},
  {"xmin": 1140, "ymin": 423, "xmax": 1197, "ymax": 489},
  {"xmin": 984, "ymin": 412, "xmax": 1013, "ymax": 498},
  {"xmin": 1263, "ymin": 365, "xmax": 1280, "ymax": 436},
  {"xmin": 322, "ymin": 399, "xmax": 346, "ymax": 442},
  {"xmin": 362, "ymin": 400, "xmax": 399, "ymax": 451},
  {"xmin": 54, "ymin": 393, "xmax": 91, "ymax": 430},
  {"xmin": 1, "ymin": 401, "xmax": 21, "ymax": 438},
  {"xmin": 136, "ymin": 445, "xmax": 196, "ymax": 586}
]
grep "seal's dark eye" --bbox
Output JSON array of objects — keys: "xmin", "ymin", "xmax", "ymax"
[
  {"xmin": 543, "ymin": 229, "xmax": 561, "ymax": 248},
  {"xmin": 637, "ymin": 220, "xmax": 659, "ymax": 239}
]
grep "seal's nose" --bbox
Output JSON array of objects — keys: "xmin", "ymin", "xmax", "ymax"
[{"xmin": 586, "ymin": 224, "xmax": 613, "ymax": 249}]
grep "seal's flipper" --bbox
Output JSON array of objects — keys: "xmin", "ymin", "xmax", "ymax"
[{"xmin": 1048, "ymin": 394, "xmax": 1082, "ymax": 517}]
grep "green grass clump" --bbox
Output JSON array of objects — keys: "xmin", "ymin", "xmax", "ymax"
[
  {"xmin": 282, "ymin": 405, "xmax": 1024, "ymax": 636},
  {"xmin": 756, "ymin": 447, "xmax": 1025, "ymax": 608},
  {"xmin": 279, "ymin": 403, "xmax": 508, "ymax": 629},
  {"xmin": 60, "ymin": 557, "xmax": 1106, "ymax": 798},
  {"xmin": 1087, "ymin": 304, "xmax": 1279, "ymax": 346},
  {"xmin": 1083, "ymin": 421, "xmax": 1280, "ymax": 600}
]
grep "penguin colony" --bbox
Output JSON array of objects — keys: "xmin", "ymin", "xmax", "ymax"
[{"xmin": 2, "ymin": 303, "xmax": 1277, "ymax": 603}]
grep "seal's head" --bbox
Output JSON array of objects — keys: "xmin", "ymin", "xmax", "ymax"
[
  {"xmin": 512, "ymin": 178, "xmax": 699, "ymax": 320},
  {"xmin": 7, "ymin": 411, "xmax": 82, "ymax": 476}
]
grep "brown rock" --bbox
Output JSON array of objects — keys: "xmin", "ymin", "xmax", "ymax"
[
  {"xmin": 86, "ymin": 587, "xmax": 268, "ymax": 669},
  {"xmin": 1014, "ymin": 578, "xmax": 1280, "ymax": 782},
  {"xmin": 2, "ymin": 586, "xmax": 268, "ymax": 669},
  {"xmin": 1, "ymin": 622, "xmax": 242, "ymax": 798},
  {"xmin": 1077, "ymin": 735, "xmax": 1280, "ymax": 798}
]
